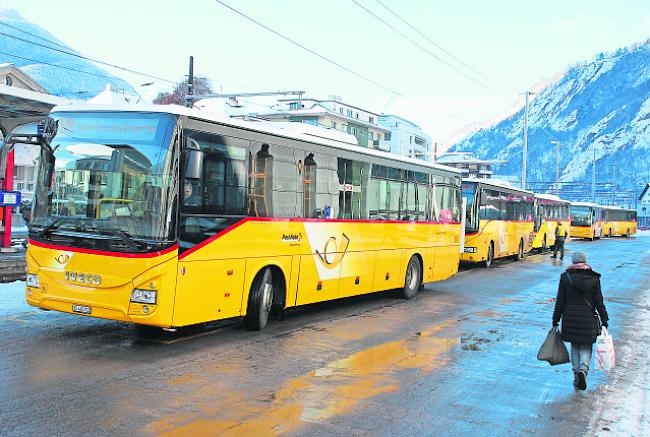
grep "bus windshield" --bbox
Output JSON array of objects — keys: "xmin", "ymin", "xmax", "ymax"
[
  {"xmin": 462, "ymin": 182, "xmax": 478, "ymax": 231},
  {"xmin": 30, "ymin": 111, "xmax": 178, "ymax": 250},
  {"xmin": 571, "ymin": 206, "xmax": 592, "ymax": 226}
]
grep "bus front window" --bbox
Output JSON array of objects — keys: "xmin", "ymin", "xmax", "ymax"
[
  {"xmin": 30, "ymin": 111, "xmax": 178, "ymax": 252},
  {"xmin": 570, "ymin": 206, "xmax": 592, "ymax": 227},
  {"xmin": 462, "ymin": 182, "xmax": 478, "ymax": 232}
]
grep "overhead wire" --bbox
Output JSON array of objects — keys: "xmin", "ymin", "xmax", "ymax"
[
  {"xmin": 0, "ymin": 29, "xmax": 177, "ymax": 84},
  {"xmin": 213, "ymin": 0, "xmax": 404, "ymax": 97},
  {"xmin": 373, "ymin": 0, "xmax": 510, "ymax": 94},
  {"xmin": 350, "ymin": 0, "xmax": 512, "ymax": 101}
]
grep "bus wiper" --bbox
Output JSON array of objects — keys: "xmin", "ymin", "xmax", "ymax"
[
  {"xmin": 34, "ymin": 218, "xmax": 65, "ymax": 238},
  {"xmin": 103, "ymin": 229, "xmax": 142, "ymax": 251}
]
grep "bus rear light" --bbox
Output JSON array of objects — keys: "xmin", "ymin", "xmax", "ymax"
[{"xmin": 131, "ymin": 289, "xmax": 157, "ymax": 304}]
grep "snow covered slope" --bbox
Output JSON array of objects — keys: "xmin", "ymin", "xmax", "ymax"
[
  {"xmin": 449, "ymin": 40, "xmax": 650, "ymax": 198},
  {"xmin": 0, "ymin": 6, "xmax": 137, "ymax": 99}
]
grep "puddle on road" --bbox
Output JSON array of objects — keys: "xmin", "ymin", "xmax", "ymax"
[{"xmin": 148, "ymin": 322, "xmax": 458, "ymax": 436}]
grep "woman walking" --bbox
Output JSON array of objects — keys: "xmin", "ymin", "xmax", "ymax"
[{"xmin": 552, "ymin": 251, "xmax": 609, "ymax": 390}]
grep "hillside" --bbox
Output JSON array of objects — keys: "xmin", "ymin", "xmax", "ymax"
[
  {"xmin": 0, "ymin": 5, "xmax": 137, "ymax": 99},
  {"xmin": 449, "ymin": 40, "xmax": 650, "ymax": 202}
]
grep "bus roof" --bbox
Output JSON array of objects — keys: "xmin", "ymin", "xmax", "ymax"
[
  {"xmin": 463, "ymin": 178, "xmax": 534, "ymax": 195},
  {"xmin": 571, "ymin": 202, "xmax": 599, "ymax": 207},
  {"xmin": 535, "ymin": 193, "xmax": 570, "ymax": 203},
  {"xmin": 50, "ymin": 103, "xmax": 462, "ymax": 175}
]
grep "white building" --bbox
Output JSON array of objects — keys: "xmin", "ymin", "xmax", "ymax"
[
  {"xmin": 377, "ymin": 115, "xmax": 433, "ymax": 162},
  {"xmin": 250, "ymin": 97, "xmax": 391, "ymax": 150}
]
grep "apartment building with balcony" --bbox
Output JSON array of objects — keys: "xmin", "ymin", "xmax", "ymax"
[
  {"xmin": 436, "ymin": 153, "xmax": 495, "ymax": 179},
  {"xmin": 253, "ymin": 97, "xmax": 391, "ymax": 150},
  {"xmin": 377, "ymin": 115, "xmax": 432, "ymax": 162}
]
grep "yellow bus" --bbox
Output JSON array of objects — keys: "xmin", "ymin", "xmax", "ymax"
[
  {"xmin": 601, "ymin": 206, "xmax": 637, "ymax": 238},
  {"xmin": 570, "ymin": 202, "xmax": 603, "ymax": 240},
  {"xmin": 21, "ymin": 105, "xmax": 463, "ymax": 331},
  {"xmin": 461, "ymin": 179, "xmax": 535, "ymax": 267},
  {"xmin": 532, "ymin": 194, "xmax": 571, "ymax": 252}
]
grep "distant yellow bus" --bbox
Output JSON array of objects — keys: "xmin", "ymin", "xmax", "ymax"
[
  {"xmin": 22, "ymin": 105, "xmax": 463, "ymax": 331},
  {"xmin": 532, "ymin": 194, "xmax": 571, "ymax": 251},
  {"xmin": 461, "ymin": 180, "xmax": 535, "ymax": 267},
  {"xmin": 601, "ymin": 206, "xmax": 636, "ymax": 237},
  {"xmin": 570, "ymin": 202, "xmax": 603, "ymax": 240}
]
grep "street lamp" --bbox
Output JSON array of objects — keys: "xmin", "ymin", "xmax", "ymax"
[{"xmin": 550, "ymin": 140, "xmax": 560, "ymax": 196}]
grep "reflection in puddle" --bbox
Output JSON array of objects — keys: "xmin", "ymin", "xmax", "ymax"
[{"xmin": 150, "ymin": 323, "xmax": 458, "ymax": 436}]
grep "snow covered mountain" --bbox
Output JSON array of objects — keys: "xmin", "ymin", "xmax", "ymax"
[
  {"xmin": 0, "ymin": 6, "xmax": 137, "ymax": 99},
  {"xmin": 449, "ymin": 40, "xmax": 650, "ymax": 200}
]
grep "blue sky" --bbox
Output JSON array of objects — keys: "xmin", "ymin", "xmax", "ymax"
[{"xmin": 3, "ymin": 0, "xmax": 650, "ymax": 147}]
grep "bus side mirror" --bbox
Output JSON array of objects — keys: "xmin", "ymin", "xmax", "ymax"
[{"xmin": 184, "ymin": 149, "xmax": 204, "ymax": 180}]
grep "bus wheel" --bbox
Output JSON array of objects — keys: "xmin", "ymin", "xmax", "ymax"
[
  {"xmin": 626, "ymin": 229, "xmax": 631, "ymax": 238},
  {"xmin": 541, "ymin": 235, "xmax": 547, "ymax": 253},
  {"xmin": 401, "ymin": 256, "xmax": 422, "ymax": 299},
  {"xmin": 608, "ymin": 228, "xmax": 612, "ymax": 238},
  {"xmin": 244, "ymin": 268, "xmax": 274, "ymax": 331},
  {"xmin": 484, "ymin": 242, "xmax": 494, "ymax": 268},
  {"xmin": 516, "ymin": 239, "xmax": 525, "ymax": 261}
]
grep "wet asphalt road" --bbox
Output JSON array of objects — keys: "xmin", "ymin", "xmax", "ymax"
[{"xmin": 1, "ymin": 236, "xmax": 649, "ymax": 436}]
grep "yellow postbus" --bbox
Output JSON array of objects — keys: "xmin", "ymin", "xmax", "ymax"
[
  {"xmin": 601, "ymin": 206, "xmax": 637, "ymax": 237},
  {"xmin": 570, "ymin": 202, "xmax": 603, "ymax": 240},
  {"xmin": 461, "ymin": 179, "xmax": 535, "ymax": 267},
  {"xmin": 532, "ymin": 194, "xmax": 571, "ymax": 252},
  {"xmin": 21, "ymin": 105, "xmax": 463, "ymax": 331}
]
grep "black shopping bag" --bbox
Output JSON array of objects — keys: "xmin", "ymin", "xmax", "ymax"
[{"xmin": 537, "ymin": 327, "xmax": 570, "ymax": 365}]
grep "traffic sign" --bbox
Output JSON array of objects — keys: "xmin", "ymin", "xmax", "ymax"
[{"xmin": 0, "ymin": 190, "xmax": 21, "ymax": 207}]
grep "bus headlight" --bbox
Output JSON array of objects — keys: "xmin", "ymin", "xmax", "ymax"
[
  {"xmin": 131, "ymin": 289, "xmax": 157, "ymax": 304},
  {"xmin": 26, "ymin": 274, "xmax": 39, "ymax": 288}
]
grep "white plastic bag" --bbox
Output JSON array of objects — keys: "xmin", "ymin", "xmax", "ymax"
[{"xmin": 595, "ymin": 327, "xmax": 616, "ymax": 371}]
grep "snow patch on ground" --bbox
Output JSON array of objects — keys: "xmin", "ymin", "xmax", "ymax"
[{"xmin": 588, "ymin": 287, "xmax": 650, "ymax": 436}]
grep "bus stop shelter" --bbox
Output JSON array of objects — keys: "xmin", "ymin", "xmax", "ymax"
[{"xmin": 0, "ymin": 84, "xmax": 69, "ymax": 248}]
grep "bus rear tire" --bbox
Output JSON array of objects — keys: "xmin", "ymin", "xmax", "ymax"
[
  {"xmin": 608, "ymin": 228, "xmax": 612, "ymax": 238},
  {"xmin": 541, "ymin": 235, "xmax": 547, "ymax": 253},
  {"xmin": 516, "ymin": 239, "xmax": 524, "ymax": 261},
  {"xmin": 626, "ymin": 229, "xmax": 631, "ymax": 238},
  {"xmin": 484, "ymin": 242, "xmax": 494, "ymax": 268},
  {"xmin": 401, "ymin": 256, "xmax": 422, "ymax": 300},
  {"xmin": 244, "ymin": 267, "xmax": 274, "ymax": 331}
]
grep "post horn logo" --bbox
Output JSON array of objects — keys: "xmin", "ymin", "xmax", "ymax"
[
  {"xmin": 316, "ymin": 233, "xmax": 350, "ymax": 269},
  {"xmin": 55, "ymin": 254, "xmax": 70, "ymax": 264}
]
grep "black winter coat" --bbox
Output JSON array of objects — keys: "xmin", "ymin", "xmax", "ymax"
[{"xmin": 552, "ymin": 268, "xmax": 609, "ymax": 344}]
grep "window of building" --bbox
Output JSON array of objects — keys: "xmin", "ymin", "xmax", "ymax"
[
  {"xmin": 384, "ymin": 132, "xmax": 391, "ymax": 141},
  {"xmin": 340, "ymin": 107, "xmax": 344, "ymax": 115},
  {"xmin": 409, "ymin": 136, "xmax": 413, "ymax": 144},
  {"xmin": 369, "ymin": 116, "xmax": 374, "ymax": 124},
  {"xmin": 332, "ymin": 121, "xmax": 337, "ymax": 129},
  {"xmin": 355, "ymin": 113, "xmax": 359, "ymax": 119},
  {"xmin": 347, "ymin": 109, "xmax": 353, "ymax": 117},
  {"xmin": 303, "ymin": 119, "xmax": 318, "ymax": 126},
  {"xmin": 289, "ymin": 102, "xmax": 301, "ymax": 110}
]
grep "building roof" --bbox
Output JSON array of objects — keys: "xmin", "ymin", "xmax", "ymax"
[
  {"xmin": 277, "ymin": 97, "xmax": 381, "ymax": 116},
  {"xmin": 258, "ymin": 104, "xmax": 390, "ymax": 131},
  {"xmin": 0, "ymin": 63, "xmax": 48, "ymax": 93},
  {"xmin": 50, "ymin": 103, "xmax": 462, "ymax": 174}
]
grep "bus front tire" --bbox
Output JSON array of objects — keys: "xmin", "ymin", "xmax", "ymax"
[
  {"xmin": 401, "ymin": 256, "xmax": 422, "ymax": 299},
  {"xmin": 244, "ymin": 268, "xmax": 274, "ymax": 331},
  {"xmin": 484, "ymin": 242, "xmax": 494, "ymax": 268}
]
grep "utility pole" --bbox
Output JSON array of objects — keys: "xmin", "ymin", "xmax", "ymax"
[
  {"xmin": 551, "ymin": 140, "xmax": 560, "ymax": 196},
  {"xmin": 592, "ymin": 146, "xmax": 596, "ymax": 203},
  {"xmin": 434, "ymin": 142, "xmax": 438, "ymax": 162},
  {"xmin": 186, "ymin": 56, "xmax": 194, "ymax": 107},
  {"xmin": 522, "ymin": 91, "xmax": 528, "ymax": 189}
]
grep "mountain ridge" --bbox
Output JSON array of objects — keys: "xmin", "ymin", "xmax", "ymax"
[
  {"xmin": 0, "ymin": 6, "xmax": 137, "ymax": 99},
  {"xmin": 449, "ymin": 39, "xmax": 650, "ymax": 204}
]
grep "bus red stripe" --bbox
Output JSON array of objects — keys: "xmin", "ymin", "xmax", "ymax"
[{"xmin": 28, "ymin": 239, "xmax": 179, "ymax": 258}]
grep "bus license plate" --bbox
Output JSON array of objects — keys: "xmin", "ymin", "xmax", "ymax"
[
  {"xmin": 72, "ymin": 304, "xmax": 92, "ymax": 314},
  {"xmin": 463, "ymin": 247, "xmax": 477, "ymax": 253}
]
